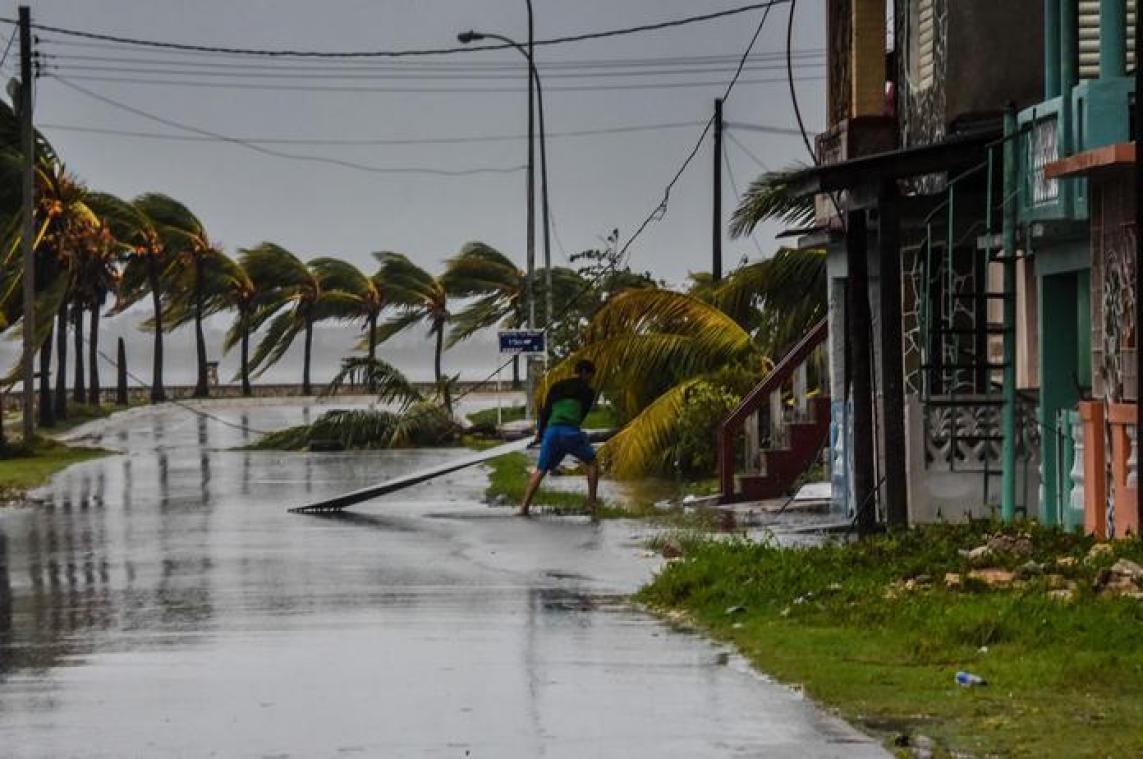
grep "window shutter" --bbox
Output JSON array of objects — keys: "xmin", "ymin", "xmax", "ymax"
[
  {"xmin": 1079, "ymin": 0, "xmax": 1136, "ymax": 79},
  {"xmin": 917, "ymin": 0, "xmax": 935, "ymax": 89}
]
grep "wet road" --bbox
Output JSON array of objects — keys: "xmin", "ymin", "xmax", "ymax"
[{"xmin": 0, "ymin": 400, "xmax": 884, "ymax": 758}]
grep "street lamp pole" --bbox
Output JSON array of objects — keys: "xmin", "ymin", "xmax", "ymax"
[{"xmin": 458, "ymin": 25, "xmax": 552, "ymax": 416}]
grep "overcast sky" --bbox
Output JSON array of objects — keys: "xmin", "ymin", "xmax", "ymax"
[{"xmin": 4, "ymin": 0, "xmax": 825, "ymax": 384}]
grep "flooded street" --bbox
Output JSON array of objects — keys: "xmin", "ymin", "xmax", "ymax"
[{"xmin": 0, "ymin": 400, "xmax": 882, "ymax": 758}]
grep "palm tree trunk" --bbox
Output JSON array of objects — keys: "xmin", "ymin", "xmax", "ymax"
[
  {"xmin": 302, "ymin": 315, "xmax": 314, "ymax": 395},
  {"xmin": 240, "ymin": 311, "xmax": 252, "ymax": 397},
  {"xmin": 367, "ymin": 311, "xmax": 378, "ymax": 392},
  {"xmin": 148, "ymin": 259, "xmax": 166, "ymax": 403},
  {"xmin": 193, "ymin": 256, "xmax": 209, "ymax": 398},
  {"xmin": 54, "ymin": 298, "xmax": 68, "ymax": 421},
  {"xmin": 72, "ymin": 303, "xmax": 86, "ymax": 405},
  {"xmin": 434, "ymin": 323, "xmax": 443, "ymax": 387},
  {"xmin": 38, "ymin": 328, "xmax": 54, "ymax": 429},
  {"xmin": 88, "ymin": 302, "xmax": 100, "ymax": 405}
]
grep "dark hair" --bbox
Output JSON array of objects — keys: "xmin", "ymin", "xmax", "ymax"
[{"xmin": 575, "ymin": 359, "xmax": 596, "ymax": 375}]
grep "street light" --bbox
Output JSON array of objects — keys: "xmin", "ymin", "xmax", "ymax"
[{"xmin": 457, "ymin": 28, "xmax": 553, "ymax": 404}]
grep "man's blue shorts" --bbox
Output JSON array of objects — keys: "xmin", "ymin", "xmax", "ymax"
[{"xmin": 536, "ymin": 424, "xmax": 596, "ymax": 473}]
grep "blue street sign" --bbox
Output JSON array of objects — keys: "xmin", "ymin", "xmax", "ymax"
[{"xmin": 498, "ymin": 329, "xmax": 546, "ymax": 355}]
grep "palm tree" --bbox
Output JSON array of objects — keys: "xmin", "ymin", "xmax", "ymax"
[
  {"xmin": 309, "ymin": 258, "xmax": 386, "ymax": 388},
  {"xmin": 160, "ymin": 250, "xmax": 258, "ymax": 396},
  {"xmin": 369, "ymin": 252, "xmax": 450, "ymax": 405},
  {"xmin": 135, "ymin": 194, "xmax": 218, "ymax": 398},
  {"xmin": 240, "ymin": 242, "xmax": 332, "ymax": 395},
  {"xmin": 440, "ymin": 241, "xmax": 584, "ymax": 387},
  {"xmin": 87, "ymin": 192, "xmax": 171, "ymax": 403},
  {"xmin": 72, "ymin": 219, "xmax": 119, "ymax": 405},
  {"xmin": 544, "ymin": 248, "xmax": 826, "ymax": 478}
]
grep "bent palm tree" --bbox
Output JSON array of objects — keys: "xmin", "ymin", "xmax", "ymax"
[
  {"xmin": 369, "ymin": 252, "xmax": 450, "ymax": 405},
  {"xmin": 441, "ymin": 241, "xmax": 585, "ymax": 386},
  {"xmin": 88, "ymin": 192, "xmax": 171, "ymax": 402},
  {"xmin": 241, "ymin": 242, "xmax": 335, "ymax": 395},
  {"xmin": 310, "ymin": 258, "xmax": 386, "ymax": 388},
  {"xmin": 135, "ymin": 194, "xmax": 218, "ymax": 397}
]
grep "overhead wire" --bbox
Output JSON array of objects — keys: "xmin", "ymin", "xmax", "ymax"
[
  {"xmin": 4, "ymin": 1, "xmax": 792, "ymax": 58},
  {"xmin": 725, "ymin": 130, "xmax": 769, "ymax": 169},
  {"xmin": 48, "ymin": 75, "xmax": 527, "ymax": 178},
  {"xmin": 617, "ymin": 0, "xmax": 777, "ymax": 261},
  {"xmin": 722, "ymin": 141, "xmax": 767, "ymax": 259},
  {"xmin": 39, "ymin": 71, "xmax": 824, "ymax": 94},
  {"xmin": 41, "ymin": 59, "xmax": 823, "ymax": 81},
  {"xmin": 37, "ymin": 45, "xmax": 825, "ymax": 68},
  {"xmin": 0, "ymin": 25, "xmax": 15, "ymax": 70},
  {"xmin": 37, "ymin": 119, "xmax": 710, "ymax": 147}
]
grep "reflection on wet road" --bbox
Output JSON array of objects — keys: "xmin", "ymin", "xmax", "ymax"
[{"xmin": 0, "ymin": 399, "xmax": 884, "ymax": 757}]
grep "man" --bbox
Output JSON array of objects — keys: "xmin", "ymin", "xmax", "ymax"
[{"xmin": 519, "ymin": 359, "xmax": 599, "ymax": 517}]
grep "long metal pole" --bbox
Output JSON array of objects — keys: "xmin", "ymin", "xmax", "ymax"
[
  {"xmin": 1001, "ymin": 106, "xmax": 1018, "ymax": 522},
  {"xmin": 713, "ymin": 98, "xmax": 724, "ymax": 281},
  {"xmin": 19, "ymin": 6, "xmax": 34, "ymax": 444},
  {"xmin": 534, "ymin": 64, "xmax": 552, "ymax": 337},
  {"xmin": 1134, "ymin": 0, "xmax": 1143, "ymax": 535},
  {"xmin": 524, "ymin": 0, "xmax": 536, "ymax": 420}
]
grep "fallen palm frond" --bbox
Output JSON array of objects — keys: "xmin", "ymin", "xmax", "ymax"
[{"xmin": 322, "ymin": 356, "xmax": 424, "ymax": 410}]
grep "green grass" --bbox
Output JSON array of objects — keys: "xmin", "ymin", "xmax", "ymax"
[
  {"xmin": 636, "ymin": 522, "xmax": 1143, "ymax": 757},
  {"xmin": 466, "ymin": 404, "xmax": 618, "ymax": 430},
  {"xmin": 0, "ymin": 436, "xmax": 111, "ymax": 493}
]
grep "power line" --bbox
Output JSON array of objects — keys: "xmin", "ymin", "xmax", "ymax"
[
  {"xmin": 0, "ymin": 25, "xmax": 15, "ymax": 70},
  {"xmin": 38, "ymin": 119, "xmax": 709, "ymax": 147},
  {"xmin": 725, "ymin": 131, "xmax": 769, "ymax": 169},
  {"xmin": 6, "ymin": 1, "xmax": 791, "ymax": 58},
  {"xmin": 49, "ymin": 76, "xmax": 527, "ymax": 177},
  {"xmin": 723, "ymin": 140, "xmax": 767, "ymax": 258},
  {"xmin": 39, "ymin": 47, "xmax": 826, "ymax": 70},
  {"xmin": 40, "ymin": 70, "xmax": 823, "ymax": 94},
  {"xmin": 618, "ymin": 2, "xmax": 778, "ymax": 261},
  {"xmin": 43, "ymin": 60, "xmax": 824, "ymax": 81}
]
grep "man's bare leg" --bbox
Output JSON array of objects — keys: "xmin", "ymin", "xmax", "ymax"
[
  {"xmin": 519, "ymin": 468, "xmax": 546, "ymax": 516},
  {"xmin": 585, "ymin": 461, "xmax": 600, "ymax": 518}
]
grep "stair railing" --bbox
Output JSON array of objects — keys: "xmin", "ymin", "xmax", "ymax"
[{"xmin": 718, "ymin": 318, "xmax": 829, "ymax": 501}]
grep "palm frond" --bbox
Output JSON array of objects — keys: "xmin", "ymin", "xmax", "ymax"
[
  {"xmin": 597, "ymin": 377, "xmax": 706, "ymax": 479},
  {"xmin": 248, "ymin": 308, "xmax": 304, "ymax": 376},
  {"xmin": 729, "ymin": 166, "xmax": 815, "ymax": 237},
  {"xmin": 322, "ymin": 356, "xmax": 424, "ymax": 409}
]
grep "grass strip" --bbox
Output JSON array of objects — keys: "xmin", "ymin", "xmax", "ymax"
[
  {"xmin": 0, "ymin": 435, "xmax": 111, "ymax": 495},
  {"xmin": 636, "ymin": 522, "xmax": 1143, "ymax": 757}
]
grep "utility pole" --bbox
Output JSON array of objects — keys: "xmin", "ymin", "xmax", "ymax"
[
  {"xmin": 19, "ymin": 6, "xmax": 34, "ymax": 444},
  {"xmin": 712, "ymin": 98, "xmax": 724, "ymax": 281},
  {"xmin": 524, "ymin": 0, "xmax": 536, "ymax": 420},
  {"xmin": 1134, "ymin": 5, "xmax": 1142, "ymax": 532}
]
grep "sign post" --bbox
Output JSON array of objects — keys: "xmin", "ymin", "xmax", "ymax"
[{"xmin": 499, "ymin": 330, "xmax": 546, "ymax": 421}]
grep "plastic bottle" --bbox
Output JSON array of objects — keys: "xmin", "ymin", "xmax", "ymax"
[{"xmin": 955, "ymin": 671, "xmax": 986, "ymax": 687}]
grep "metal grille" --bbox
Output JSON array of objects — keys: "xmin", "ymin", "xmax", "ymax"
[{"xmin": 1028, "ymin": 115, "xmax": 1060, "ymax": 206}]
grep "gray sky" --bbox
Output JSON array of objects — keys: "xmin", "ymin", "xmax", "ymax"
[{"xmin": 6, "ymin": 0, "xmax": 825, "ymax": 384}]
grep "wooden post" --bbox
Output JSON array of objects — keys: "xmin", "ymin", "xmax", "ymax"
[
  {"xmin": 18, "ymin": 6, "xmax": 34, "ymax": 442},
  {"xmin": 116, "ymin": 337, "xmax": 128, "ymax": 406},
  {"xmin": 847, "ymin": 208, "xmax": 878, "ymax": 535},
  {"xmin": 713, "ymin": 98, "xmax": 724, "ymax": 281},
  {"xmin": 878, "ymin": 180, "xmax": 908, "ymax": 527}
]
